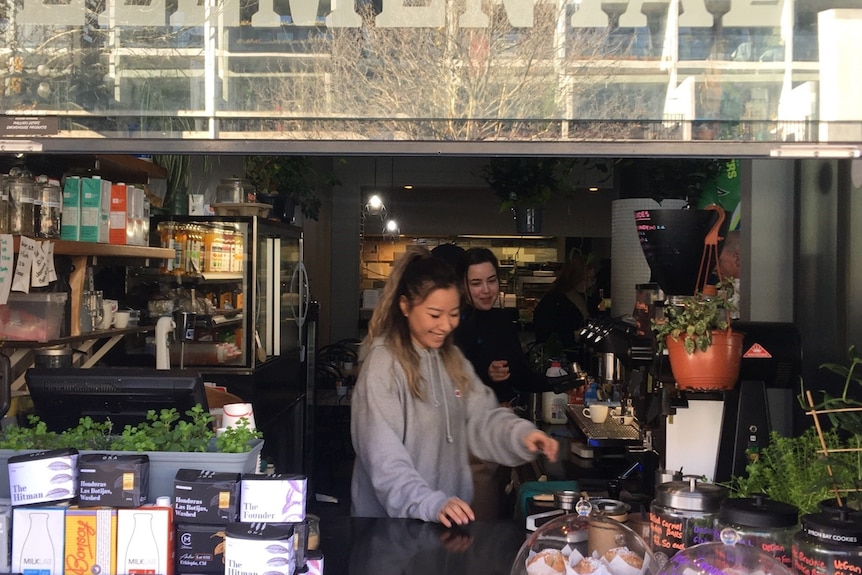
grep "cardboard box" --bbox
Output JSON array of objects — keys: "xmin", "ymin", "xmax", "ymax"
[
  {"xmin": 60, "ymin": 176, "xmax": 81, "ymax": 241},
  {"xmin": 8, "ymin": 448, "xmax": 77, "ymax": 506},
  {"xmin": 109, "ymin": 183, "xmax": 132, "ymax": 245},
  {"xmin": 175, "ymin": 523, "xmax": 226, "ymax": 574},
  {"xmin": 12, "ymin": 506, "xmax": 66, "ymax": 575},
  {"xmin": 77, "ymin": 453, "xmax": 149, "ymax": 508},
  {"xmin": 64, "ymin": 507, "xmax": 117, "ymax": 575},
  {"xmin": 240, "ymin": 474, "xmax": 307, "ymax": 523},
  {"xmin": 224, "ymin": 523, "xmax": 294, "ymax": 575},
  {"xmin": 117, "ymin": 506, "xmax": 174, "ymax": 575},
  {"xmin": 173, "ymin": 470, "xmax": 240, "ymax": 524},
  {"xmin": 80, "ymin": 177, "xmax": 111, "ymax": 243}
]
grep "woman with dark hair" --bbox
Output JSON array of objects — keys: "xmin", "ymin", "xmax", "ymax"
[
  {"xmin": 532, "ymin": 254, "xmax": 595, "ymax": 356},
  {"xmin": 454, "ymin": 247, "xmax": 554, "ymax": 519},
  {"xmin": 351, "ymin": 246, "xmax": 558, "ymax": 527}
]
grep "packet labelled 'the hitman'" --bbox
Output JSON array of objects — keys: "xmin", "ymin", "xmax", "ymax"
[
  {"xmin": 77, "ymin": 453, "xmax": 149, "ymax": 507},
  {"xmin": 224, "ymin": 522, "xmax": 294, "ymax": 575},
  {"xmin": 8, "ymin": 448, "xmax": 78, "ymax": 506},
  {"xmin": 174, "ymin": 469, "xmax": 240, "ymax": 524}
]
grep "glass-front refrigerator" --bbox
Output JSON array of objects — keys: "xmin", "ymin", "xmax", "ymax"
[{"xmin": 133, "ymin": 215, "xmax": 310, "ymax": 372}]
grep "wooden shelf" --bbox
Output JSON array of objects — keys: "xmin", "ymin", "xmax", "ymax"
[{"xmin": 12, "ymin": 237, "xmax": 173, "ymax": 260}]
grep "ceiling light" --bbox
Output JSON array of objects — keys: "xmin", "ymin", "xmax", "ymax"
[{"xmin": 364, "ymin": 194, "xmax": 386, "ymax": 218}]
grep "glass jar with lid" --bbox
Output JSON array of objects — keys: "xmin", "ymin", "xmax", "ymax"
[
  {"xmin": 650, "ymin": 476, "xmax": 727, "ymax": 559},
  {"xmin": 792, "ymin": 510, "xmax": 862, "ymax": 575},
  {"xmin": 216, "ymin": 178, "xmax": 255, "ymax": 204},
  {"xmin": 37, "ymin": 181, "xmax": 62, "ymax": 238},
  {"xmin": 8, "ymin": 177, "xmax": 36, "ymax": 236},
  {"xmin": 717, "ymin": 494, "xmax": 799, "ymax": 567}
]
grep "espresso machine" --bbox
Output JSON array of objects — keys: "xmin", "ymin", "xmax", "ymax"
[{"xmin": 634, "ymin": 206, "xmax": 803, "ymax": 483}]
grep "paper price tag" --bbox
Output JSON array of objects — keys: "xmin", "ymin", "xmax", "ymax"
[
  {"xmin": 11, "ymin": 236, "xmax": 35, "ymax": 293},
  {"xmin": 0, "ymin": 235, "xmax": 13, "ymax": 304},
  {"xmin": 31, "ymin": 241, "xmax": 49, "ymax": 287}
]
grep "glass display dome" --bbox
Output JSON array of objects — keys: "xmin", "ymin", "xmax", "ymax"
[
  {"xmin": 655, "ymin": 538, "xmax": 794, "ymax": 575},
  {"xmin": 512, "ymin": 513, "xmax": 657, "ymax": 575}
]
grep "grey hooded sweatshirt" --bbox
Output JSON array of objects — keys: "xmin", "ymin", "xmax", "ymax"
[{"xmin": 350, "ymin": 337, "xmax": 539, "ymax": 522}]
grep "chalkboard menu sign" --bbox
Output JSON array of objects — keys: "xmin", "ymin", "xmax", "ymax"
[{"xmin": 635, "ymin": 208, "xmax": 725, "ymax": 296}]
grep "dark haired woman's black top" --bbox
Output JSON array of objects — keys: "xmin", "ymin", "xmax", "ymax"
[{"xmin": 454, "ymin": 307, "xmax": 549, "ymax": 404}]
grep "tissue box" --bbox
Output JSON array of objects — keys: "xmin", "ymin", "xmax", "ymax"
[
  {"xmin": 0, "ymin": 292, "xmax": 67, "ymax": 342},
  {"xmin": 8, "ymin": 448, "xmax": 77, "ymax": 506},
  {"xmin": 175, "ymin": 523, "xmax": 226, "ymax": 574},
  {"xmin": 77, "ymin": 453, "xmax": 149, "ymax": 507},
  {"xmin": 240, "ymin": 474, "xmax": 307, "ymax": 523},
  {"xmin": 174, "ymin": 470, "xmax": 240, "ymax": 524},
  {"xmin": 64, "ymin": 507, "xmax": 118, "ymax": 575}
]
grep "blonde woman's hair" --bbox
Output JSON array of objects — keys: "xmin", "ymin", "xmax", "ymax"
[{"xmin": 364, "ymin": 245, "xmax": 472, "ymax": 399}]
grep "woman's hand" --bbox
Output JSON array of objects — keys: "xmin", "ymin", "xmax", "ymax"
[
  {"xmin": 488, "ymin": 360, "xmax": 511, "ymax": 382},
  {"xmin": 437, "ymin": 497, "xmax": 476, "ymax": 528},
  {"xmin": 523, "ymin": 430, "xmax": 560, "ymax": 463}
]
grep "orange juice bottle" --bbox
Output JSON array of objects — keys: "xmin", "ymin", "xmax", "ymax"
[
  {"xmin": 173, "ymin": 223, "xmax": 187, "ymax": 277},
  {"xmin": 158, "ymin": 222, "xmax": 175, "ymax": 275}
]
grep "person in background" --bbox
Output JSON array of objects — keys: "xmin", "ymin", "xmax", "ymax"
[
  {"xmin": 351, "ymin": 246, "xmax": 559, "ymax": 527},
  {"xmin": 532, "ymin": 254, "xmax": 595, "ymax": 358},
  {"xmin": 454, "ymin": 247, "xmax": 553, "ymax": 520},
  {"xmin": 717, "ymin": 229, "xmax": 741, "ymax": 319}
]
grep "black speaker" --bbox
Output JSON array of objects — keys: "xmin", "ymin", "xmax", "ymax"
[{"xmin": 714, "ymin": 380, "xmax": 772, "ymax": 483}]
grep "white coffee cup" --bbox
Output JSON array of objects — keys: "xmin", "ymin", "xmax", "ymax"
[
  {"xmin": 583, "ymin": 404, "xmax": 610, "ymax": 424},
  {"xmin": 113, "ymin": 310, "xmax": 131, "ymax": 329},
  {"xmin": 222, "ymin": 402, "xmax": 256, "ymax": 430}
]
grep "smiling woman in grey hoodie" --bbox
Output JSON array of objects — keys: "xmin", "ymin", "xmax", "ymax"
[{"xmin": 350, "ymin": 246, "xmax": 559, "ymax": 527}]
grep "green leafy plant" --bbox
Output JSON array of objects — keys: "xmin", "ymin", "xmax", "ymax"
[
  {"xmin": 0, "ymin": 405, "xmax": 262, "ymax": 454},
  {"xmin": 215, "ymin": 416, "xmax": 263, "ymax": 453},
  {"xmin": 481, "ymin": 157, "xmax": 611, "ymax": 211},
  {"xmin": 801, "ymin": 345, "xmax": 862, "ymax": 436},
  {"xmin": 652, "ymin": 278, "xmax": 736, "ymax": 354},
  {"xmin": 245, "ymin": 155, "xmax": 342, "ymax": 221},
  {"xmin": 110, "ymin": 405, "xmax": 214, "ymax": 453},
  {"xmin": 724, "ymin": 428, "xmax": 862, "ymax": 516}
]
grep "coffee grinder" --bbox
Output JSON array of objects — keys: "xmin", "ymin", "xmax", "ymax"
[{"xmin": 634, "ymin": 205, "xmax": 802, "ymax": 482}]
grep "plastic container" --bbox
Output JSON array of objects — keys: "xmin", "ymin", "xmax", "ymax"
[
  {"xmin": 717, "ymin": 495, "xmax": 799, "ymax": 567},
  {"xmin": 0, "ymin": 292, "xmax": 67, "ymax": 342},
  {"xmin": 511, "ymin": 512, "xmax": 658, "ymax": 575},
  {"xmin": 657, "ymin": 541, "xmax": 793, "ymax": 575},
  {"xmin": 542, "ymin": 361, "xmax": 568, "ymax": 424},
  {"xmin": 215, "ymin": 178, "xmax": 255, "ymax": 204},
  {"xmin": 650, "ymin": 476, "xmax": 727, "ymax": 559},
  {"xmin": 792, "ymin": 510, "xmax": 862, "ymax": 575}
]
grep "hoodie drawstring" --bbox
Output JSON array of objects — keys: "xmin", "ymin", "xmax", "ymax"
[{"xmin": 425, "ymin": 349, "xmax": 453, "ymax": 443}]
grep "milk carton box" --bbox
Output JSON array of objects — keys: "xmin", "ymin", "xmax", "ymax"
[
  {"xmin": 12, "ymin": 506, "xmax": 66, "ymax": 575},
  {"xmin": 63, "ymin": 507, "xmax": 118, "ymax": 575},
  {"xmin": 60, "ymin": 176, "xmax": 81, "ymax": 241},
  {"xmin": 79, "ymin": 176, "xmax": 111, "ymax": 243},
  {"xmin": 8, "ymin": 448, "xmax": 78, "ymax": 506},
  {"xmin": 117, "ymin": 506, "xmax": 174, "ymax": 575},
  {"xmin": 109, "ymin": 183, "xmax": 132, "ymax": 245},
  {"xmin": 0, "ymin": 501, "xmax": 11, "ymax": 574}
]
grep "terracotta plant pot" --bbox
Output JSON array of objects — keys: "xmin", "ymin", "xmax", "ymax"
[{"xmin": 666, "ymin": 330, "xmax": 744, "ymax": 391}]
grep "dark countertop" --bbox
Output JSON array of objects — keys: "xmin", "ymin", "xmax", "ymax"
[{"xmin": 317, "ymin": 517, "xmax": 529, "ymax": 575}]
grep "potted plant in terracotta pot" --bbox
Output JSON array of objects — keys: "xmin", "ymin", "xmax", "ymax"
[{"xmin": 652, "ymin": 277, "xmax": 743, "ymax": 391}]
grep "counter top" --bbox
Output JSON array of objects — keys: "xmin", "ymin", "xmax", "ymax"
[{"xmin": 317, "ymin": 517, "xmax": 528, "ymax": 575}]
